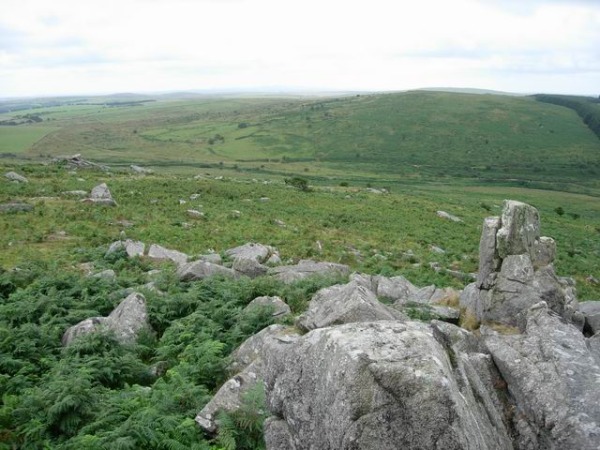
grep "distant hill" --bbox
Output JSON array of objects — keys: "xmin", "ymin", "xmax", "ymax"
[
  {"xmin": 2, "ymin": 90, "xmax": 599, "ymax": 191},
  {"xmin": 417, "ymin": 87, "xmax": 525, "ymax": 96}
]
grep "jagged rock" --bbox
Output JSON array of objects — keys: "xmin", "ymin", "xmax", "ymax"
[
  {"xmin": 177, "ymin": 260, "xmax": 236, "ymax": 281},
  {"xmin": 296, "ymin": 281, "xmax": 406, "ymax": 331},
  {"xmin": 436, "ymin": 210, "xmax": 462, "ymax": 222},
  {"xmin": 269, "ymin": 260, "xmax": 350, "ymax": 284},
  {"xmin": 229, "ymin": 324, "xmax": 300, "ymax": 375},
  {"xmin": 477, "ymin": 217, "xmax": 501, "ymax": 288},
  {"xmin": 84, "ymin": 183, "xmax": 117, "ymax": 206},
  {"xmin": 495, "ymin": 200, "xmax": 540, "ymax": 259},
  {"xmin": 0, "ymin": 202, "xmax": 33, "ymax": 213},
  {"xmin": 106, "ymin": 239, "xmax": 145, "ymax": 258},
  {"xmin": 4, "ymin": 171, "xmax": 28, "ymax": 183},
  {"xmin": 197, "ymin": 325, "xmax": 301, "ymax": 433},
  {"xmin": 463, "ymin": 200, "xmax": 574, "ymax": 329},
  {"xmin": 147, "ymin": 244, "xmax": 188, "ymax": 266},
  {"xmin": 232, "ymin": 257, "xmax": 269, "ymax": 278},
  {"xmin": 62, "ymin": 292, "xmax": 151, "ymax": 346},
  {"xmin": 244, "ymin": 296, "xmax": 290, "ymax": 319},
  {"xmin": 579, "ymin": 301, "xmax": 600, "ymax": 335},
  {"xmin": 263, "ymin": 321, "xmax": 513, "ymax": 450},
  {"xmin": 484, "ymin": 302, "xmax": 600, "ymax": 450},
  {"xmin": 195, "ymin": 361, "xmax": 262, "ymax": 433}
]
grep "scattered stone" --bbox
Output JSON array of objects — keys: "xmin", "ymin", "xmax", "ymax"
[
  {"xmin": 83, "ymin": 183, "xmax": 117, "ymax": 206},
  {"xmin": 229, "ymin": 210, "xmax": 241, "ymax": 218},
  {"xmin": 177, "ymin": 260, "xmax": 237, "ymax": 281},
  {"xmin": 586, "ymin": 275, "xmax": 599, "ymax": 285},
  {"xmin": 147, "ymin": 244, "xmax": 188, "ymax": 266},
  {"xmin": 0, "ymin": 202, "xmax": 33, "ymax": 213},
  {"xmin": 130, "ymin": 164, "xmax": 152, "ymax": 174},
  {"xmin": 198, "ymin": 253, "xmax": 223, "ymax": 265},
  {"xmin": 190, "ymin": 193, "xmax": 201, "ymax": 200},
  {"xmin": 179, "ymin": 199, "xmax": 187, "ymax": 205},
  {"xmin": 62, "ymin": 190, "xmax": 88, "ymax": 197},
  {"xmin": 4, "ymin": 171, "xmax": 28, "ymax": 183},
  {"xmin": 436, "ymin": 210, "xmax": 462, "ymax": 222},
  {"xmin": 259, "ymin": 197, "xmax": 270, "ymax": 202},
  {"xmin": 62, "ymin": 292, "xmax": 151, "ymax": 346},
  {"xmin": 225, "ymin": 243, "xmax": 273, "ymax": 263},
  {"xmin": 269, "ymin": 259, "xmax": 350, "ymax": 284},
  {"xmin": 53, "ymin": 153, "xmax": 109, "ymax": 170},
  {"xmin": 106, "ymin": 239, "xmax": 145, "ymax": 258},
  {"xmin": 244, "ymin": 296, "xmax": 291, "ymax": 319},
  {"xmin": 187, "ymin": 209, "xmax": 205, "ymax": 219},
  {"xmin": 272, "ymin": 219, "xmax": 286, "ymax": 227},
  {"xmin": 92, "ymin": 269, "xmax": 116, "ymax": 279},
  {"xmin": 430, "ymin": 245, "xmax": 446, "ymax": 254},
  {"xmin": 233, "ymin": 257, "xmax": 269, "ymax": 278}
]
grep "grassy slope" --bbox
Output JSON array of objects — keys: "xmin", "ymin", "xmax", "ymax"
[
  {"xmin": 1, "ymin": 91, "xmax": 599, "ymax": 191},
  {"xmin": 1, "ymin": 164, "xmax": 598, "ymax": 300}
]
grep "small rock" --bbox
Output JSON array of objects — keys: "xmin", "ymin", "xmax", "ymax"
[
  {"xmin": 187, "ymin": 209, "xmax": 205, "ymax": 219},
  {"xmin": 130, "ymin": 165, "xmax": 152, "ymax": 174},
  {"xmin": 244, "ymin": 296, "xmax": 291, "ymax": 318},
  {"xmin": 4, "ymin": 171, "xmax": 28, "ymax": 183},
  {"xmin": 177, "ymin": 260, "xmax": 237, "ymax": 281},
  {"xmin": 430, "ymin": 245, "xmax": 446, "ymax": 254},
  {"xmin": 179, "ymin": 199, "xmax": 187, "ymax": 205},
  {"xmin": 259, "ymin": 197, "xmax": 270, "ymax": 202},
  {"xmin": 93, "ymin": 269, "xmax": 116, "ymax": 279},
  {"xmin": 0, "ymin": 202, "xmax": 33, "ymax": 213},
  {"xmin": 106, "ymin": 239, "xmax": 145, "ymax": 258},
  {"xmin": 190, "ymin": 193, "xmax": 201, "ymax": 200},
  {"xmin": 436, "ymin": 210, "xmax": 462, "ymax": 222},
  {"xmin": 147, "ymin": 244, "xmax": 188, "ymax": 266},
  {"xmin": 83, "ymin": 183, "xmax": 117, "ymax": 206}
]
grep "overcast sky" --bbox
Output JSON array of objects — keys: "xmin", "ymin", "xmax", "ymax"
[{"xmin": 1, "ymin": 0, "xmax": 599, "ymax": 98}]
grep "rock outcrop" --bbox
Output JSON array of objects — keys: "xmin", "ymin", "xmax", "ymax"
[
  {"xmin": 193, "ymin": 199, "xmax": 600, "ymax": 450},
  {"xmin": 461, "ymin": 200, "xmax": 582, "ymax": 330}
]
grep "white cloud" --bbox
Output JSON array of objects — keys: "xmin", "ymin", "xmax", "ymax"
[{"xmin": 1, "ymin": 0, "xmax": 599, "ymax": 96}]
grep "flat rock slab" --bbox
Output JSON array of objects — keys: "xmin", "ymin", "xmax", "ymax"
[
  {"xmin": 269, "ymin": 259, "xmax": 350, "ymax": 284},
  {"xmin": 0, "ymin": 202, "xmax": 33, "ymax": 213},
  {"xmin": 147, "ymin": 244, "xmax": 188, "ymax": 266},
  {"xmin": 177, "ymin": 260, "xmax": 237, "ymax": 281}
]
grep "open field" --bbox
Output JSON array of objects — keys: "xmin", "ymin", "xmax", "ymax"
[
  {"xmin": 1, "ymin": 164, "xmax": 598, "ymax": 300},
  {"xmin": 1, "ymin": 91, "xmax": 599, "ymax": 194}
]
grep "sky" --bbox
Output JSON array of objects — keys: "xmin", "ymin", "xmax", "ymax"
[{"xmin": 1, "ymin": 0, "xmax": 599, "ymax": 98}]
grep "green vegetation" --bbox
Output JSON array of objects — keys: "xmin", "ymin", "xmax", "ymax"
[
  {"xmin": 534, "ymin": 94, "xmax": 600, "ymax": 140},
  {"xmin": 1, "ymin": 90, "xmax": 599, "ymax": 448},
  {"xmin": 1, "ymin": 91, "xmax": 599, "ymax": 193}
]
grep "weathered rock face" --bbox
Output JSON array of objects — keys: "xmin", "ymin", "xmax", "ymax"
[
  {"xmin": 484, "ymin": 302, "xmax": 600, "ymax": 450},
  {"xmin": 62, "ymin": 292, "xmax": 151, "ymax": 345},
  {"xmin": 462, "ymin": 200, "xmax": 578, "ymax": 329},
  {"xmin": 269, "ymin": 260, "xmax": 350, "ymax": 284},
  {"xmin": 579, "ymin": 301, "xmax": 600, "ymax": 335},
  {"xmin": 84, "ymin": 183, "xmax": 117, "ymax": 206},
  {"xmin": 263, "ymin": 321, "xmax": 513, "ymax": 450},
  {"xmin": 296, "ymin": 281, "xmax": 406, "ymax": 331}
]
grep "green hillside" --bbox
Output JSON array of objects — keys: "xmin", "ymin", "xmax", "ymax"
[{"xmin": 1, "ymin": 91, "xmax": 599, "ymax": 192}]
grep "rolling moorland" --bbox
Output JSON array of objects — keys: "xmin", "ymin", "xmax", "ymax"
[{"xmin": 0, "ymin": 90, "xmax": 599, "ymax": 449}]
